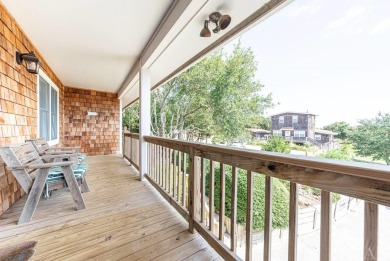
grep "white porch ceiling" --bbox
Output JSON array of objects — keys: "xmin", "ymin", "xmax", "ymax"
[{"xmin": 2, "ymin": 0, "xmax": 291, "ymax": 107}]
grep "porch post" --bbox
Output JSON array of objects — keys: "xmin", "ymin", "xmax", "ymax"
[
  {"xmin": 119, "ymin": 99, "xmax": 123, "ymax": 155},
  {"xmin": 139, "ymin": 67, "xmax": 151, "ymax": 180}
]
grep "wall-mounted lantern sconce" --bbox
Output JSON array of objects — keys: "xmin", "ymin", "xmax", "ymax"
[
  {"xmin": 87, "ymin": 111, "xmax": 98, "ymax": 116},
  {"xmin": 16, "ymin": 51, "xmax": 41, "ymax": 74},
  {"xmin": 200, "ymin": 12, "xmax": 231, "ymax": 37}
]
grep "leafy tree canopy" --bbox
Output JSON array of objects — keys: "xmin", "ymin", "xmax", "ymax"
[
  {"xmin": 123, "ymin": 42, "xmax": 274, "ymax": 144},
  {"xmin": 349, "ymin": 112, "xmax": 390, "ymax": 165},
  {"xmin": 323, "ymin": 121, "xmax": 352, "ymax": 140}
]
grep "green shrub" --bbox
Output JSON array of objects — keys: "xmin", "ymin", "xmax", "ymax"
[{"xmin": 205, "ymin": 164, "xmax": 289, "ymax": 231}]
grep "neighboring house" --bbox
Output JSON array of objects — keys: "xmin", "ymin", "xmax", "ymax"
[
  {"xmin": 268, "ymin": 112, "xmax": 337, "ymax": 148},
  {"xmin": 248, "ymin": 128, "xmax": 271, "ymax": 140}
]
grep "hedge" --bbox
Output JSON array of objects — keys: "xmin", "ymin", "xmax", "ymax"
[{"xmin": 205, "ymin": 163, "xmax": 289, "ymax": 231}]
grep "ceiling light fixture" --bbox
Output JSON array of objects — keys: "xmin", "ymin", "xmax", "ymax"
[
  {"xmin": 16, "ymin": 51, "xmax": 41, "ymax": 74},
  {"xmin": 200, "ymin": 12, "xmax": 231, "ymax": 37}
]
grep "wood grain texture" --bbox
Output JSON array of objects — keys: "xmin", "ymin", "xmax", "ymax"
[
  {"xmin": 144, "ymin": 136, "xmax": 390, "ymax": 206},
  {"xmin": 364, "ymin": 202, "xmax": 378, "ymax": 261},
  {"xmin": 288, "ymin": 182, "xmax": 298, "ymax": 261},
  {"xmin": 246, "ymin": 170, "xmax": 253, "ymax": 261},
  {"xmin": 209, "ymin": 160, "xmax": 215, "ymax": 233},
  {"xmin": 201, "ymin": 158, "xmax": 206, "ymax": 224},
  {"xmin": 18, "ymin": 168, "xmax": 50, "ymax": 224},
  {"xmin": 320, "ymin": 190, "xmax": 331, "ymax": 261},
  {"xmin": 189, "ymin": 148, "xmax": 200, "ymax": 233},
  {"xmin": 231, "ymin": 166, "xmax": 238, "ymax": 252},
  {"xmin": 264, "ymin": 176, "xmax": 273, "ymax": 261},
  {"xmin": 0, "ymin": 155, "xmax": 219, "ymax": 260},
  {"xmin": 219, "ymin": 163, "xmax": 225, "ymax": 242}
]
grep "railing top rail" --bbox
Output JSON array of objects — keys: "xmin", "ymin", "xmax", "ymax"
[
  {"xmin": 144, "ymin": 135, "xmax": 390, "ymax": 183},
  {"xmin": 124, "ymin": 133, "xmax": 140, "ymax": 139}
]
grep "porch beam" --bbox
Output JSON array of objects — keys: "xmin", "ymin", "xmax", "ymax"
[
  {"xmin": 139, "ymin": 67, "xmax": 151, "ymax": 180},
  {"xmin": 118, "ymin": 0, "xmax": 192, "ymax": 98}
]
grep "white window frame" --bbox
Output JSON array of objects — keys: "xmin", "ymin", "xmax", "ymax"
[
  {"xmin": 279, "ymin": 116, "xmax": 284, "ymax": 124},
  {"xmin": 315, "ymin": 134, "xmax": 322, "ymax": 141},
  {"xmin": 37, "ymin": 71, "xmax": 59, "ymax": 146},
  {"xmin": 292, "ymin": 115, "xmax": 298, "ymax": 124},
  {"xmin": 294, "ymin": 130, "xmax": 306, "ymax": 138},
  {"xmin": 273, "ymin": 130, "xmax": 282, "ymax": 136},
  {"xmin": 285, "ymin": 131, "xmax": 291, "ymax": 137}
]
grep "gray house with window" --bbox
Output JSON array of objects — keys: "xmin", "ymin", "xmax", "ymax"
[{"xmin": 269, "ymin": 112, "xmax": 337, "ymax": 147}]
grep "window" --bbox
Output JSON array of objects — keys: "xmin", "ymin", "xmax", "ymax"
[
  {"xmin": 292, "ymin": 115, "xmax": 298, "ymax": 123},
  {"xmin": 38, "ymin": 73, "xmax": 59, "ymax": 145},
  {"xmin": 294, "ymin": 130, "xmax": 306, "ymax": 138},
  {"xmin": 285, "ymin": 131, "xmax": 291, "ymax": 137},
  {"xmin": 279, "ymin": 116, "xmax": 284, "ymax": 124},
  {"xmin": 273, "ymin": 130, "xmax": 282, "ymax": 136},
  {"xmin": 315, "ymin": 134, "xmax": 322, "ymax": 140}
]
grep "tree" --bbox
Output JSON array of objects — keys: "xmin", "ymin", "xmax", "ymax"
[
  {"xmin": 349, "ymin": 112, "xmax": 390, "ymax": 165},
  {"xmin": 123, "ymin": 101, "xmax": 139, "ymax": 132},
  {"xmin": 123, "ymin": 42, "xmax": 273, "ymax": 144},
  {"xmin": 323, "ymin": 121, "xmax": 352, "ymax": 140},
  {"xmin": 262, "ymin": 136, "xmax": 291, "ymax": 154}
]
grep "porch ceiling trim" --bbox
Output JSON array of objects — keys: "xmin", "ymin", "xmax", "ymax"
[
  {"xmin": 122, "ymin": 0, "xmax": 293, "ymax": 109},
  {"xmin": 118, "ymin": 0, "xmax": 192, "ymax": 98}
]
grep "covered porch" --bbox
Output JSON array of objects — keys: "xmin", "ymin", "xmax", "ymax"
[{"xmin": 0, "ymin": 155, "xmax": 221, "ymax": 260}]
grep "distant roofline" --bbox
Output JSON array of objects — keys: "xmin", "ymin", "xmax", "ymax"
[
  {"xmin": 269, "ymin": 111, "xmax": 318, "ymax": 117},
  {"xmin": 247, "ymin": 128, "xmax": 271, "ymax": 133},
  {"xmin": 315, "ymin": 129, "xmax": 338, "ymax": 135}
]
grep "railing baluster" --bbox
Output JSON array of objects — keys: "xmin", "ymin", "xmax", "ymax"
[
  {"xmin": 164, "ymin": 147, "xmax": 167, "ymax": 190},
  {"xmin": 219, "ymin": 163, "xmax": 225, "ymax": 242},
  {"xmin": 163, "ymin": 147, "xmax": 166, "ymax": 189},
  {"xmin": 147, "ymin": 143, "xmax": 150, "ymax": 176},
  {"xmin": 189, "ymin": 147, "xmax": 200, "ymax": 233},
  {"xmin": 154, "ymin": 144, "xmax": 157, "ymax": 181},
  {"xmin": 177, "ymin": 151, "xmax": 181, "ymax": 202},
  {"xmin": 231, "ymin": 166, "xmax": 238, "ymax": 252},
  {"xmin": 182, "ymin": 152, "xmax": 187, "ymax": 208},
  {"xmin": 264, "ymin": 176, "xmax": 273, "ymax": 261},
  {"xmin": 168, "ymin": 148, "xmax": 171, "ymax": 194},
  {"xmin": 172, "ymin": 150, "xmax": 176, "ymax": 198},
  {"xmin": 209, "ymin": 160, "xmax": 215, "ymax": 233},
  {"xmin": 288, "ymin": 182, "xmax": 298, "ymax": 261},
  {"xmin": 364, "ymin": 202, "xmax": 378, "ymax": 261},
  {"xmin": 246, "ymin": 170, "xmax": 253, "ymax": 261},
  {"xmin": 201, "ymin": 158, "xmax": 206, "ymax": 224},
  {"xmin": 320, "ymin": 190, "xmax": 331, "ymax": 261}
]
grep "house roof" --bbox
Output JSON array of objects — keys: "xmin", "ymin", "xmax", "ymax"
[
  {"xmin": 248, "ymin": 128, "xmax": 271, "ymax": 134},
  {"xmin": 315, "ymin": 129, "xmax": 338, "ymax": 135},
  {"xmin": 269, "ymin": 111, "xmax": 318, "ymax": 117}
]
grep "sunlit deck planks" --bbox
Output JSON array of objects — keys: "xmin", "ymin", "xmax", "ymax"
[{"xmin": 0, "ymin": 155, "xmax": 221, "ymax": 261}]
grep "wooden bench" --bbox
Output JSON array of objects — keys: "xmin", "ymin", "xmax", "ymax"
[
  {"xmin": 26, "ymin": 138, "xmax": 86, "ymax": 161},
  {"xmin": 0, "ymin": 143, "xmax": 86, "ymax": 224}
]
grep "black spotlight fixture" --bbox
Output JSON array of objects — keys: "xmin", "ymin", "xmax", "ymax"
[
  {"xmin": 16, "ymin": 51, "xmax": 41, "ymax": 74},
  {"xmin": 200, "ymin": 12, "xmax": 231, "ymax": 37}
]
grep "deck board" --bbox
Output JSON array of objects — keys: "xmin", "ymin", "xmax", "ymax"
[{"xmin": 0, "ymin": 155, "xmax": 220, "ymax": 260}]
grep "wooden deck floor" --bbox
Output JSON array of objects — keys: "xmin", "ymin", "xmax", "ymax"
[{"xmin": 0, "ymin": 155, "xmax": 221, "ymax": 261}]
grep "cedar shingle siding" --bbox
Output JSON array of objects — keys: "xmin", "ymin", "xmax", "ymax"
[{"xmin": 0, "ymin": 3, "xmax": 120, "ymax": 215}]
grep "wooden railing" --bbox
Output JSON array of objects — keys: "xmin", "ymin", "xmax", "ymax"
[
  {"xmin": 123, "ymin": 134, "xmax": 390, "ymax": 261},
  {"xmin": 123, "ymin": 132, "xmax": 139, "ymax": 170}
]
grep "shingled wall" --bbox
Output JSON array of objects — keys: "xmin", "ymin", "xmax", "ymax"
[
  {"xmin": 63, "ymin": 87, "xmax": 120, "ymax": 155},
  {"xmin": 0, "ymin": 3, "xmax": 120, "ymax": 215}
]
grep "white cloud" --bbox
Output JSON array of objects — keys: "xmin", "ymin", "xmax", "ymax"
[
  {"xmin": 282, "ymin": 0, "xmax": 321, "ymax": 17},
  {"xmin": 326, "ymin": 5, "xmax": 369, "ymax": 35},
  {"xmin": 370, "ymin": 17, "xmax": 390, "ymax": 35}
]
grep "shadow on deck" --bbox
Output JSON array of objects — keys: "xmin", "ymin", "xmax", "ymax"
[{"xmin": 0, "ymin": 155, "xmax": 221, "ymax": 260}]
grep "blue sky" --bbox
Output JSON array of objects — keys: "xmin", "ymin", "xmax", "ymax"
[{"xmin": 226, "ymin": 0, "xmax": 390, "ymax": 127}]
